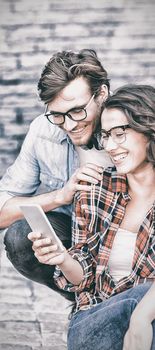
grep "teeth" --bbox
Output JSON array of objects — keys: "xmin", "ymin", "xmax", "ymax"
[
  {"xmin": 71, "ymin": 128, "xmax": 85, "ymax": 134},
  {"xmin": 113, "ymin": 153, "xmax": 127, "ymax": 161}
]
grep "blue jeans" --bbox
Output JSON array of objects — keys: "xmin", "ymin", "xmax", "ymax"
[
  {"xmin": 4, "ymin": 211, "xmax": 74, "ymax": 301},
  {"xmin": 68, "ymin": 283, "xmax": 155, "ymax": 350}
]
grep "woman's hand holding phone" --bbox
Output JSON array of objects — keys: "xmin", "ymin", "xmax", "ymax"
[
  {"xmin": 28, "ymin": 231, "xmax": 66, "ymax": 266},
  {"xmin": 24, "ymin": 205, "xmax": 84, "ymax": 284},
  {"xmin": 28, "ymin": 231, "xmax": 84, "ymax": 286}
]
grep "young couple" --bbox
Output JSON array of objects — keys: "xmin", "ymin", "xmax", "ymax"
[{"xmin": 0, "ymin": 49, "xmax": 155, "ymax": 349}]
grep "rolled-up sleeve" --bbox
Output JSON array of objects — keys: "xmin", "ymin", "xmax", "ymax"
[
  {"xmin": 54, "ymin": 190, "xmax": 96, "ymax": 293},
  {"xmin": 54, "ymin": 245, "xmax": 95, "ymax": 292},
  {"xmin": 0, "ymin": 193, "xmax": 14, "ymax": 212},
  {"xmin": 0, "ymin": 123, "xmax": 40, "ymax": 212}
]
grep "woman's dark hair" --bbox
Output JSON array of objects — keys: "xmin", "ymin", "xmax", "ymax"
[
  {"xmin": 103, "ymin": 84, "xmax": 155, "ymax": 166},
  {"xmin": 38, "ymin": 49, "xmax": 110, "ymax": 103}
]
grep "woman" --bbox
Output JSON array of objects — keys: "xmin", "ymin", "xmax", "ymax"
[{"xmin": 28, "ymin": 84, "xmax": 155, "ymax": 350}]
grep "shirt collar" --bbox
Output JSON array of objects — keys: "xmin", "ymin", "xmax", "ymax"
[{"xmin": 110, "ymin": 167, "xmax": 128, "ymax": 195}]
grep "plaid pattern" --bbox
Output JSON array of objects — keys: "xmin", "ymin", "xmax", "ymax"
[{"xmin": 54, "ymin": 167, "xmax": 155, "ymax": 312}]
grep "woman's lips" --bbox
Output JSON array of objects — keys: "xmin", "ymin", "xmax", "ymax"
[{"xmin": 110, "ymin": 152, "xmax": 128, "ymax": 164}]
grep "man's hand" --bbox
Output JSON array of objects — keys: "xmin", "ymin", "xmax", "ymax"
[
  {"xmin": 28, "ymin": 231, "xmax": 66, "ymax": 265},
  {"xmin": 58, "ymin": 163, "xmax": 103, "ymax": 205},
  {"xmin": 0, "ymin": 163, "xmax": 103, "ymax": 228}
]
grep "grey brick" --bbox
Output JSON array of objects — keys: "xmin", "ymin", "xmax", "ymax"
[{"xmin": 0, "ymin": 1, "xmax": 155, "ymax": 346}]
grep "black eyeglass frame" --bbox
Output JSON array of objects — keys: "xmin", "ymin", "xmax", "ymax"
[
  {"xmin": 44, "ymin": 94, "xmax": 95, "ymax": 125},
  {"xmin": 97, "ymin": 124, "xmax": 131, "ymax": 149}
]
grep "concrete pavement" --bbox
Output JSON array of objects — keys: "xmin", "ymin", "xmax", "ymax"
[{"xmin": 0, "ymin": 231, "xmax": 71, "ymax": 350}]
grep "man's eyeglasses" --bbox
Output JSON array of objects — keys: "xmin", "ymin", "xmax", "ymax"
[
  {"xmin": 97, "ymin": 125, "xmax": 131, "ymax": 149},
  {"xmin": 44, "ymin": 94, "xmax": 95, "ymax": 125}
]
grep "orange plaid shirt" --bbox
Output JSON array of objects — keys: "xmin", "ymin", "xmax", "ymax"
[{"xmin": 54, "ymin": 167, "xmax": 155, "ymax": 312}]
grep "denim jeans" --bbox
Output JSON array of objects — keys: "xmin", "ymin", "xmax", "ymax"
[
  {"xmin": 4, "ymin": 211, "xmax": 75, "ymax": 301},
  {"xmin": 68, "ymin": 283, "xmax": 155, "ymax": 350}
]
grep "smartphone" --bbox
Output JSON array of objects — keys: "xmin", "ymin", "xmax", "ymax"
[{"xmin": 20, "ymin": 204, "xmax": 64, "ymax": 252}]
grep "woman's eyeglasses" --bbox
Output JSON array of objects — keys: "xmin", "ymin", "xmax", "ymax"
[{"xmin": 97, "ymin": 125, "xmax": 131, "ymax": 149}]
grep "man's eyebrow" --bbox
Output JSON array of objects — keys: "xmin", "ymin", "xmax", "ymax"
[
  {"xmin": 68, "ymin": 103, "xmax": 86, "ymax": 112},
  {"xmin": 49, "ymin": 103, "xmax": 86, "ymax": 114}
]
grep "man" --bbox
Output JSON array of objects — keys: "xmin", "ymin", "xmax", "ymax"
[{"xmin": 0, "ymin": 49, "xmax": 112, "ymax": 298}]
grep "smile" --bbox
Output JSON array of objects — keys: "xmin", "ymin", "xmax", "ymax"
[
  {"xmin": 70, "ymin": 126, "xmax": 87, "ymax": 134},
  {"xmin": 111, "ymin": 153, "xmax": 128, "ymax": 163}
]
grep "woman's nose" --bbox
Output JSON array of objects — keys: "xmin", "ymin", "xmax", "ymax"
[{"xmin": 105, "ymin": 136, "xmax": 118, "ymax": 152}]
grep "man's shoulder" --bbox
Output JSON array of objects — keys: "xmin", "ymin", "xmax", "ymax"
[{"xmin": 28, "ymin": 114, "xmax": 67, "ymax": 142}]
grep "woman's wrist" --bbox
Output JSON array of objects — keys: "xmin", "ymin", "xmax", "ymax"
[{"xmin": 58, "ymin": 251, "xmax": 84, "ymax": 285}]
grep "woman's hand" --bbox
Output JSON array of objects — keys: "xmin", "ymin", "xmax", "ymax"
[
  {"xmin": 123, "ymin": 310, "xmax": 153, "ymax": 350},
  {"xmin": 123, "ymin": 282, "xmax": 155, "ymax": 350},
  {"xmin": 28, "ymin": 231, "xmax": 66, "ymax": 265},
  {"xmin": 28, "ymin": 231, "xmax": 84, "ymax": 285}
]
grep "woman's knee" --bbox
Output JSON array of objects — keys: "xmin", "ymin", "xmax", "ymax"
[
  {"xmin": 68, "ymin": 296, "xmax": 140, "ymax": 350},
  {"xmin": 124, "ymin": 282, "xmax": 153, "ymax": 304}
]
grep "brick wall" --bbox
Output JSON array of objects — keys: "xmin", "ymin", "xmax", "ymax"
[{"xmin": 0, "ymin": 0, "xmax": 155, "ymax": 178}]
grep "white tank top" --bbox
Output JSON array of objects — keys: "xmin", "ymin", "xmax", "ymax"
[{"xmin": 108, "ymin": 228, "xmax": 137, "ymax": 281}]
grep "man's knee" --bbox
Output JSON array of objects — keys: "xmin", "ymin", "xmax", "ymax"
[
  {"xmin": 4, "ymin": 212, "xmax": 72, "ymax": 252},
  {"xmin": 4, "ymin": 212, "xmax": 72, "ymax": 273},
  {"xmin": 4, "ymin": 218, "xmax": 32, "ymax": 254},
  {"xmin": 3, "ymin": 214, "xmax": 74, "ymax": 300},
  {"xmin": 46, "ymin": 212, "xmax": 72, "ymax": 248}
]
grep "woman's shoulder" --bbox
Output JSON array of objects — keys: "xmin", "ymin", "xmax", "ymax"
[
  {"xmin": 102, "ymin": 166, "xmax": 117, "ymax": 185},
  {"xmin": 101, "ymin": 166, "xmax": 127, "ymax": 193},
  {"xmin": 102, "ymin": 166, "xmax": 117, "ymax": 177}
]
